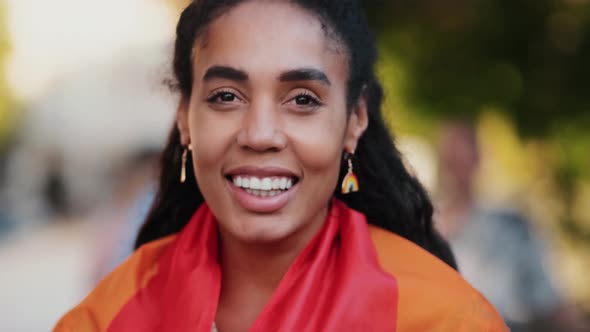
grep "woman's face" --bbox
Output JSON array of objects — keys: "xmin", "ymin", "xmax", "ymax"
[{"xmin": 177, "ymin": 0, "xmax": 367, "ymax": 245}]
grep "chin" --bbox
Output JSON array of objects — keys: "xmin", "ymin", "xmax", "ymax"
[{"xmin": 228, "ymin": 214, "xmax": 298, "ymax": 244}]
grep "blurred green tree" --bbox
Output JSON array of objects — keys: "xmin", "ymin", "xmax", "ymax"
[
  {"xmin": 365, "ymin": 0, "xmax": 590, "ymax": 242},
  {"xmin": 365, "ymin": 0, "xmax": 589, "ymax": 137},
  {"xmin": 0, "ymin": 3, "xmax": 14, "ymax": 151}
]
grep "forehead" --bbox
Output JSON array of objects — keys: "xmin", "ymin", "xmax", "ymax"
[{"xmin": 193, "ymin": 1, "xmax": 348, "ymax": 82}]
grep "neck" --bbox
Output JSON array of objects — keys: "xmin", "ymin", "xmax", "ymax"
[
  {"xmin": 218, "ymin": 209, "xmax": 328, "ymax": 293},
  {"xmin": 219, "ymin": 234, "xmax": 302, "ymax": 292},
  {"xmin": 214, "ymin": 207, "xmax": 328, "ymax": 331}
]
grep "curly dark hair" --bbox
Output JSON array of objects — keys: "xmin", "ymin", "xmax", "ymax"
[{"xmin": 135, "ymin": 0, "xmax": 457, "ymax": 269}]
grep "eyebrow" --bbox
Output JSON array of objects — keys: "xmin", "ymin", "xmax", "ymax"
[
  {"xmin": 279, "ymin": 68, "xmax": 331, "ymax": 86},
  {"xmin": 203, "ymin": 65, "xmax": 248, "ymax": 82},
  {"xmin": 202, "ymin": 66, "xmax": 331, "ymax": 86}
]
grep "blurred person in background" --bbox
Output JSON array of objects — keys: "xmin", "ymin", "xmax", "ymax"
[
  {"xmin": 89, "ymin": 149, "xmax": 158, "ymax": 283},
  {"xmin": 0, "ymin": 155, "xmax": 14, "ymax": 237},
  {"xmin": 54, "ymin": 0, "xmax": 507, "ymax": 331},
  {"xmin": 0, "ymin": 138, "xmax": 14, "ymax": 236},
  {"xmin": 435, "ymin": 120, "xmax": 586, "ymax": 332}
]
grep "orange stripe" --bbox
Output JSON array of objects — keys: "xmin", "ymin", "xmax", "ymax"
[
  {"xmin": 53, "ymin": 235, "xmax": 177, "ymax": 332},
  {"xmin": 369, "ymin": 225, "xmax": 508, "ymax": 331},
  {"xmin": 55, "ymin": 222, "xmax": 507, "ymax": 331}
]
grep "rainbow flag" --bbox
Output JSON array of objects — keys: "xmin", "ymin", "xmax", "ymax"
[{"xmin": 54, "ymin": 200, "xmax": 507, "ymax": 331}]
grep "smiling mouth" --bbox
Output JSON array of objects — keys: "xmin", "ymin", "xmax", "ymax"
[{"xmin": 225, "ymin": 175, "xmax": 300, "ymax": 197}]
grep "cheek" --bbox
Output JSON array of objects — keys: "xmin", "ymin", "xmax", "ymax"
[
  {"xmin": 188, "ymin": 109, "xmax": 240, "ymax": 173},
  {"xmin": 286, "ymin": 111, "xmax": 347, "ymax": 173}
]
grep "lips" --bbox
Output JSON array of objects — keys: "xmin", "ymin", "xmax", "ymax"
[{"xmin": 225, "ymin": 166, "xmax": 300, "ymax": 212}]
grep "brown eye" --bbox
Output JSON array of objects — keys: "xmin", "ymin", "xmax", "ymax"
[
  {"xmin": 219, "ymin": 92, "xmax": 236, "ymax": 102},
  {"xmin": 293, "ymin": 93, "xmax": 320, "ymax": 107},
  {"xmin": 207, "ymin": 90, "xmax": 241, "ymax": 104},
  {"xmin": 295, "ymin": 95, "xmax": 314, "ymax": 105}
]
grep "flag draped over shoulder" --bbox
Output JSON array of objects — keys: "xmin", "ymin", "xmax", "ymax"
[{"xmin": 54, "ymin": 200, "xmax": 508, "ymax": 332}]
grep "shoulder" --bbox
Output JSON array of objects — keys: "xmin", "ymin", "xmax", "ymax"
[
  {"xmin": 368, "ymin": 225, "xmax": 508, "ymax": 332},
  {"xmin": 53, "ymin": 235, "xmax": 177, "ymax": 332}
]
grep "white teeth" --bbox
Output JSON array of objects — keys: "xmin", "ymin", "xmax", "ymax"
[
  {"xmin": 232, "ymin": 175, "xmax": 295, "ymax": 193},
  {"xmin": 272, "ymin": 179, "xmax": 280, "ymax": 190},
  {"xmin": 250, "ymin": 177, "xmax": 261, "ymax": 190},
  {"xmin": 261, "ymin": 178, "xmax": 272, "ymax": 191}
]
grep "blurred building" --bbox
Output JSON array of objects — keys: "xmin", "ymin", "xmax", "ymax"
[
  {"xmin": 1, "ymin": 0, "xmax": 178, "ymax": 228},
  {"xmin": 2, "ymin": 45, "xmax": 175, "ymax": 225},
  {"xmin": 0, "ymin": 1, "xmax": 179, "ymax": 331}
]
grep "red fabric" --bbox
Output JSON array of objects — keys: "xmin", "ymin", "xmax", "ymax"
[{"xmin": 108, "ymin": 199, "xmax": 398, "ymax": 331}]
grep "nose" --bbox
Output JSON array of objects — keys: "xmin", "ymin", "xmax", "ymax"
[{"xmin": 236, "ymin": 99, "xmax": 287, "ymax": 152}]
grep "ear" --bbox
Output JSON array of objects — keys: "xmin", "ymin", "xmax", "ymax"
[
  {"xmin": 344, "ymin": 88, "xmax": 369, "ymax": 153},
  {"xmin": 176, "ymin": 97, "xmax": 191, "ymax": 146}
]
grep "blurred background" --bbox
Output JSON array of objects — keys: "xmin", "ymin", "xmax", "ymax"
[{"xmin": 0, "ymin": 0, "xmax": 588, "ymax": 331}]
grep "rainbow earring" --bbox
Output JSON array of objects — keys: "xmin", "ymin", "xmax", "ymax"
[{"xmin": 341, "ymin": 152, "xmax": 359, "ymax": 194}]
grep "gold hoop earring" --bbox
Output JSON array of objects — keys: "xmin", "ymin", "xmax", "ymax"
[
  {"xmin": 180, "ymin": 144, "xmax": 192, "ymax": 183},
  {"xmin": 341, "ymin": 151, "xmax": 359, "ymax": 194}
]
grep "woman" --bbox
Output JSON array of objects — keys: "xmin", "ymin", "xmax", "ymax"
[{"xmin": 55, "ymin": 0, "xmax": 507, "ymax": 331}]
